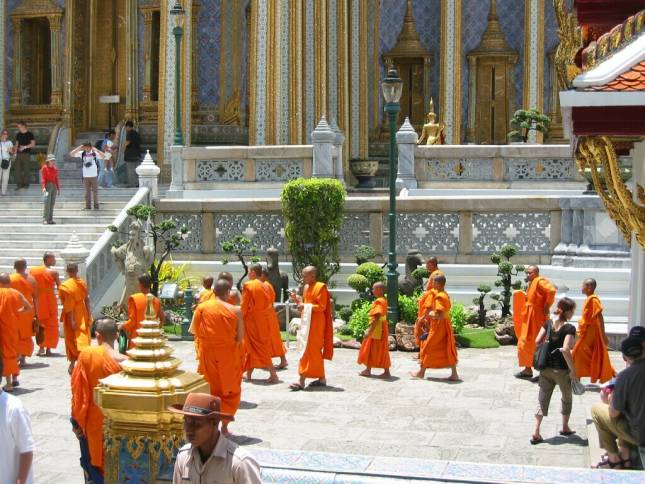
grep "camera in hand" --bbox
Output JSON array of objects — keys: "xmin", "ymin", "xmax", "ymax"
[{"xmin": 84, "ymin": 161, "xmax": 93, "ymax": 168}]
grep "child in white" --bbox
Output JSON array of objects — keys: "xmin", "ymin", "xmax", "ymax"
[
  {"xmin": 70, "ymin": 142, "xmax": 105, "ymax": 209},
  {"xmin": 0, "ymin": 385, "xmax": 35, "ymax": 484},
  {"xmin": 0, "ymin": 129, "xmax": 14, "ymax": 195}
]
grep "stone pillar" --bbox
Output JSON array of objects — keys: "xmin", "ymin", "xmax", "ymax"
[
  {"xmin": 439, "ymin": 0, "xmax": 462, "ymax": 144},
  {"xmin": 629, "ymin": 141, "xmax": 645, "ymax": 328},
  {"xmin": 311, "ymin": 116, "xmax": 335, "ymax": 178},
  {"xmin": 571, "ymin": 209, "xmax": 584, "ymax": 252},
  {"xmin": 10, "ymin": 18, "xmax": 22, "ymax": 107},
  {"xmin": 523, "ymin": 0, "xmax": 545, "ymax": 143},
  {"xmin": 395, "ymin": 117, "xmax": 418, "ymax": 191},
  {"xmin": 554, "ymin": 206, "xmax": 572, "ymax": 256},
  {"xmin": 125, "ymin": 0, "xmax": 139, "ymax": 120},
  {"xmin": 48, "ymin": 15, "xmax": 63, "ymax": 106},
  {"xmin": 136, "ymin": 150, "xmax": 161, "ymax": 199},
  {"xmin": 168, "ymin": 145, "xmax": 184, "ymax": 195},
  {"xmin": 330, "ymin": 119, "xmax": 345, "ymax": 183},
  {"xmin": 61, "ymin": 233, "xmax": 90, "ymax": 279}
]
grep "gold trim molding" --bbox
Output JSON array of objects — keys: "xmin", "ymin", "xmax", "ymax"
[{"xmin": 576, "ymin": 136, "xmax": 645, "ymax": 249}]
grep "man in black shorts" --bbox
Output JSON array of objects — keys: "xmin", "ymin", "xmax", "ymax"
[{"xmin": 14, "ymin": 122, "xmax": 35, "ymax": 189}]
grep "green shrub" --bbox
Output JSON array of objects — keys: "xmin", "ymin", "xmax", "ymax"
[
  {"xmin": 354, "ymin": 245, "xmax": 376, "ymax": 265},
  {"xmin": 449, "ymin": 303, "xmax": 471, "ymax": 334},
  {"xmin": 338, "ymin": 306, "xmax": 353, "ymax": 323},
  {"xmin": 347, "ymin": 274, "xmax": 370, "ymax": 294},
  {"xmin": 411, "ymin": 267, "xmax": 429, "ymax": 280},
  {"xmin": 490, "ymin": 244, "xmax": 525, "ymax": 318},
  {"xmin": 398, "ymin": 293, "xmax": 420, "ymax": 324},
  {"xmin": 507, "ymin": 109, "xmax": 550, "ymax": 143},
  {"xmin": 337, "ymin": 324, "xmax": 353, "ymax": 336},
  {"xmin": 281, "ymin": 178, "xmax": 346, "ymax": 283},
  {"xmin": 356, "ymin": 262, "xmax": 386, "ymax": 285},
  {"xmin": 348, "ymin": 299, "xmax": 371, "ymax": 340}
]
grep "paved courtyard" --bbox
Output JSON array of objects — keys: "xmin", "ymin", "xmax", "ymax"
[{"xmin": 15, "ymin": 339, "xmax": 624, "ymax": 483}]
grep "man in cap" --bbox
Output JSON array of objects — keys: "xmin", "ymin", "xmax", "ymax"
[
  {"xmin": 170, "ymin": 393, "xmax": 261, "ymax": 483},
  {"xmin": 590, "ymin": 330, "xmax": 645, "ymax": 469}
]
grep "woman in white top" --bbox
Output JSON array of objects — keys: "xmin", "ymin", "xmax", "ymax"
[{"xmin": 0, "ymin": 129, "xmax": 14, "ymax": 195}]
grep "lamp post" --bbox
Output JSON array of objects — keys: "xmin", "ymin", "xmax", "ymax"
[
  {"xmin": 381, "ymin": 66, "xmax": 403, "ymax": 328},
  {"xmin": 170, "ymin": 2, "xmax": 185, "ymax": 145}
]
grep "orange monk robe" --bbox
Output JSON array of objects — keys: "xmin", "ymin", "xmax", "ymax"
[
  {"xmin": 0, "ymin": 288, "xmax": 22, "ymax": 377},
  {"xmin": 59, "ymin": 277, "xmax": 92, "ymax": 362},
  {"xmin": 264, "ymin": 282, "xmax": 286, "ymax": 358},
  {"xmin": 357, "ymin": 297, "xmax": 391, "ymax": 369},
  {"xmin": 299, "ymin": 282, "xmax": 334, "ymax": 379},
  {"xmin": 71, "ymin": 346, "xmax": 121, "ymax": 472},
  {"xmin": 198, "ymin": 288, "xmax": 215, "ymax": 304},
  {"xmin": 9, "ymin": 274, "xmax": 35, "ymax": 356},
  {"xmin": 193, "ymin": 300, "xmax": 242, "ymax": 415},
  {"xmin": 192, "ymin": 288, "xmax": 216, "ymax": 371},
  {"xmin": 29, "ymin": 266, "xmax": 59, "ymax": 349},
  {"xmin": 414, "ymin": 270, "xmax": 443, "ymax": 345},
  {"xmin": 572, "ymin": 295, "xmax": 615, "ymax": 383},
  {"xmin": 419, "ymin": 290, "xmax": 458, "ymax": 369},
  {"xmin": 517, "ymin": 277, "xmax": 556, "ymax": 367},
  {"xmin": 241, "ymin": 279, "xmax": 274, "ymax": 370},
  {"xmin": 122, "ymin": 292, "xmax": 162, "ymax": 348}
]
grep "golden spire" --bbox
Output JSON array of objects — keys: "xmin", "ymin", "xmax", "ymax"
[
  {"xmin": 384, "ymin": 0, "xmax": 430, "ymax": 59},
  {"xmin": 428, "ymin": 98, "xmax": 436, "ymax": 116},
  {"xmin": 470, "ymin": 0, "xmax": 515, "ymax": 55}
]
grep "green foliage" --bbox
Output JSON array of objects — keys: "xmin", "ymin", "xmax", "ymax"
[
  {"xmin": 456, "ymin": 328, "xmax": 500, "ymax": 349},
  {"xmin": 338, "ymin": 306, "xmax": 353, "ymax": 323},
  {"xmin": 411, "ymin": 267, "xmax": 429, "ymax": 280},
  {"xmin": 354, "ymin": 245, "xmax": 377, "ymax": 265},
  {"xmin": 347, "ymin": 274, "xmax": 370, "ymax": 294},
  {"xmin": 449, "ymin": 303, "xmax": 470, "ymax": 334},
  {"xmin": 472, "ymin": 284, "xmax": 493, "ymax": 327},
  {"xmin": 508, "ymin": 109, "xmax": 551, "ymax": 143},
  {"xmin": 337, "ymin": 324, "xmax": 354, "ymax": 336},
  {"xmin": 157, "ymin": 262, "xmax": 192, "ymax": 291},
  {"xmin": 490, "ymin": 244, "xmax": 524, "ymax": 318},
  {"xmin": 398, "ymin": 293, "xmax": 420, "ymax": 324},
  {"xmin": 221, "ymin": 235, "xmax": 259, "ymax": 290},
  {"xmin": 348, "ymin": 299, "xmax": 371, "ymax": 340},
  {"xmin": 356, "ymin": 262, "xmax": 386, "ymax": 286},
  {"xmin": 281, "ymin": 178, "xmax": 346, "ymax": 283}
]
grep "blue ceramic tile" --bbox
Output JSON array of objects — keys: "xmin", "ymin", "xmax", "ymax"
[
  {"xmin": 260, "ymin": 468, "xmax": 334, "ymax": 484},
  {"xmin": 296, "ymin": 452, "xmax": 373, "ymax": 473},
  {"xmin": 251, "ymin": 448, "xmax": 304, "ymax": 468},
  {"xmin": 366, "ymin": 456, "xmax": 447, "ymax": 477}
]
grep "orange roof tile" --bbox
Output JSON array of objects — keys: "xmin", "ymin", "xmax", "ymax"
[{"xmin": 588, "ymin": 61, "xmax": 645, "ymax": 91}]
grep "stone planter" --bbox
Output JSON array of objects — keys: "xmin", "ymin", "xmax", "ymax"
[{"xmin": 349, "ymin": 160, "xmax": 379, "ymax": 189}]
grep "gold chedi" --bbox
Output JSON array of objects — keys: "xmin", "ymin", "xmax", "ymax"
[{"xmin": 95, "ymin": 294, "xmax": 208, "ymax": 483}]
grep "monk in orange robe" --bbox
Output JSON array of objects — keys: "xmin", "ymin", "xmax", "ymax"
[
  {"xmin": 415, "ymin": 260, "xmax": 444, "ymax": 346},
  {"xmin": 71, "ymin": 319, "xmax": 124, "ymax": 476},
  {"xmin": 192, "ymin": 279, "xmax": 244, "ymax": 436},
  {"xmin": 515, "ymin": 265, "xmax": 556, "ymax": 379},
  {"xmin": 30, "ymin": 251, "xmax": 60, "ymax": 356},
  {"xmin": 358, "ymin": 282, "xmax": 391, "ymax": 378},
  {"xmin": 59, "ymin": 263, "xmax": 93, "ymax": 374},
  {"xmin": 289, "ymin": 266, "xmax": 334, "ymax": 391},
  {"xmin": 261, "ymin": 266, "xmax": 287, "ymax": 369},
  {"xmin": 190, "ymin": 275, "xmax": 215, "ymax": 373},
  {"xmin": 218, "ymin": 272, "xmax": 241, "ymax": 305},
  {"xmin": 411, "ymin": 273, "xmax": 459, "ymax": 381},
  {"xmin": 0, "ymin": 273, "xmax": 32, "ymax": 392},
  {"xmin": 10, "ymin": 259, "xmax": 38, "ymax": 364},
  {"xmin": 572, "ymin": 278, "xmax": 615, "ymax": 383},
  {"xmin": 120, "ymin": 273, "xmax": 164, "ymax": 348},
  {"xmin": 241, "ymin": 264, "xmax": 279, "ymax": 383}
]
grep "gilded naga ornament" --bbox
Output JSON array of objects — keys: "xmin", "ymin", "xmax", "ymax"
[
  {"xmin": 552, "ymin": 0, "xmax": 583, "ymax": 89},
  {"xmin": 417, "ymin": 99, "xmax": 445, "ymax": 145}
]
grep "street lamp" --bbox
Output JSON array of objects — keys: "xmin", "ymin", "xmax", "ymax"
[
  {"xmin": 381, "ymin": 66, "xmax": 403, "ymax": 328},
  {"xmin": 170, "ymin": 2, "xmax": 185, "ymax": 145}
]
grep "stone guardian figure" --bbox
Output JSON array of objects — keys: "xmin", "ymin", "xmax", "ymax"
[
  {"xmin": 266, "ymin": 247, "xmax": 289, "ymax": 302},
  {"xmin": 111, "ymin": 219, "xmax": 154, "ymax": 309}
]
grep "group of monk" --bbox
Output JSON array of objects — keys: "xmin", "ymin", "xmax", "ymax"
[{"xmin": 513, "ymin": 265, "xmax": 615, "ymax": 384}]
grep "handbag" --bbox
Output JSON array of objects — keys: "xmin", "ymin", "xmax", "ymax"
[
  {"xmin": 533, "ymin": 320, "xmax": 552, "ymax": 371},
  {"xmin": 0, "ymin": 159, "xmax": 9, "ymax": 170}
]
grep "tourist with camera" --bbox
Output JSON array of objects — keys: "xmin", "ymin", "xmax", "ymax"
[{"xmin": 69, "ymin": 142, "xmax": 106, "ymax": 210}]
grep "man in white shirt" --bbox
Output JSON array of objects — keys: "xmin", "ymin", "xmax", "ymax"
[
  {"xmin": 0, "ymin": 358, "xmax": 34, "ymax": 484},
  {"xmin": 169, "ymin": 393, "xmax": 261, "ymax": 483},
  {"xmin": 70, "ymin": 142, "xmax": 105, "ymax": 210}
]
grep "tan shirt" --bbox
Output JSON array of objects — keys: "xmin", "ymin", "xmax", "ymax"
[{"xmin": 172, "ymin": 434, "xmax": 261, "ymax": 483}]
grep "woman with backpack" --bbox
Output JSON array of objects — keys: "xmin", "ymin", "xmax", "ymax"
[
  {"xmin": 69, "ymin": 142, "xmax": 106, "ymax": 210},
  {"xmin": 530, "ymin": 297, "xmax": 578, "ymax": 445}
]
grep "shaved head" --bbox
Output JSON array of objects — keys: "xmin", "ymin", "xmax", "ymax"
[
  {"xmin": 66, "ymin": 263, "xmax": 79, "ymax": 276},
  {"xmin": 138, "ymin": 273, "xmax": 152, "ymax": 290},
  {"xmin": 95, "ymin": 319, "xmax": 118, "ymax": 340},
  {"xmin": 526, "ymin": 265, "xmax": 539, "ymax": 274},
  {"xmin": 433, "ymin": 274, "xmax": 446, "ymax": 286},
  {"xmin": 214, "ymin": 279, "xmax": 231, "ymax": 299},
  {"xmin": 0, "ymin": 273, "xmax": 10, "ymax": 286},
  {"xmin": 218, "ymin": 272, "xmax": 234, "ymax": 284},
  {"xmin": 249, "ymin": 263, "xmax": 263, "ymax": 277},
  {"xmin": 303, "ymin": 266, "xmax": 317, "ymax": 276},
  {"xmin": 14, "ymin": 258, "xmax": 27, "ymax": 272},
  {"xmin": 203, "ymin": 276, "xmax": 214, "ymax": 289},
  {"xmin": 583, "ymin": 278, "xmax": 597, "ymax": 291},
  {"xmin": 525, "ymin": 265, "xmax": 539, "ymax": 282},
  {"xmin": 43, "ymin": 251, "xmax": 56, "ymax": 266},
  {"xmin": 302, "ymin": 265, "xmax": 318, "ymax": 284},
  {"xmin": 261, "ymin": 266, "xmax": 270, "ymax": 277},
  {"xmin": 373, "ymin": 281, "xmax": 385, "ymax": 291}
]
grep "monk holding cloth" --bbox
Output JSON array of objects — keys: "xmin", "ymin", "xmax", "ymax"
[
  {"xmin": 59, "ymin": 263, "xmax": 92, "ymax": 374},
  {"xmin": 358, "ymin": 282, "xmax": 391, "ymax": 378}
]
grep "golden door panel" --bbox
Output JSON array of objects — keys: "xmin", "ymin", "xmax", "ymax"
[
  {"xmin": 21, "ymin": 18, "xmax": 52, "ymax": 105},
  {"xmin": 475, "ymin": 61, "xmax": 508, "ymax": 145}
]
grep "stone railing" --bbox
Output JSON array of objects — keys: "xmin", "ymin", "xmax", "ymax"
[
  {"xmin": 85, "ymin": 187, "xmax": 151, "ymax": 300},
  {"xmin": 155, "ymin": 194, "xmax": 625, "ymax": 265}
]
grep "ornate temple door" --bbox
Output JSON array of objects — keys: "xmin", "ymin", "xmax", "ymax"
[{"xmin": 475, "ymin": 60, "xmax": 510, "ymax": 145}]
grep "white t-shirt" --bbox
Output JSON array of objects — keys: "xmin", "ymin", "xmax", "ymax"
[
  {"xmin": 0, "ymin": 140, "xmax": 13, "ymax": 162},
  {"xmin": 0, "ymin": 391, "xmax": 35, "ymax": 484},
  {"xmin": 79, "ymin": 151, "xmax": 99, "ymax": 178},
  {"xmin": 104, "ymin": 139, "xmax": 114, "ymax": 160}
]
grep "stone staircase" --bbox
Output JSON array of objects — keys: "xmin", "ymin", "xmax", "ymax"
[{"xmin": 0, "ymin": 186, "xmax": 138, "ymax": 274}]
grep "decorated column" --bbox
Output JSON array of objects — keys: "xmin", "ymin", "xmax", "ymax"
[
  {"xmin": 395, "ymin": 117, "xmax": 418, "ymax": 190},
  {"xmin": 523, "ymin": 0, "xmax": 545, "ymax": 143},
  {"xmin": 48, "ymin": 14, "xmax": 63, "ymax": 106},
  {"xmin": 439, "ymin": 0, "xmax": 462, "ymax": 144}
]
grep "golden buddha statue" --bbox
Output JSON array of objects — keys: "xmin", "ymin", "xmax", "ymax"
[{"xmin": 417, "ymin": 98, "xmax": 445, "ymax": 145}]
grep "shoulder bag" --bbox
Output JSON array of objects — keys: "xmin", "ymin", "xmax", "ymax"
[{"xmin": 533, "ymin": 320, "xmax": 552, "ymax": 371}]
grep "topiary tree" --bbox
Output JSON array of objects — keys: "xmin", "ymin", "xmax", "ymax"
[
  {"xmin": 489, "ymin": 245, "xmax": 525, "ymax": 318},
  {"xmin": 108, "ymin": 204, "xmax": 189, "ymax": 297},
  {"xmin": 507, "ymin": 109, "xmax": 551, "ymax": 143},
  {"xmin": 472, "ymin": 284, "xmax": 496, "ymax": 327},
  {"xmin": 221, "ymin": 235, "xmax": 261, "ymax": 290},
  {"xmin": 347, "ymin": 262, "xmax": 386, "ymax": 300},
  {"xmin": 281, "ymin": 178, "xmax": 346, "ymax": 283},
  {"xmin": 354, "ymin": 245, "xmax": 376, "ymax": 265}
]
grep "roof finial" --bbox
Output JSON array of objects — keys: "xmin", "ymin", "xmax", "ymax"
[{"xmin": 489, "ymin": 0, "xmax": 498, "ymax": 20}]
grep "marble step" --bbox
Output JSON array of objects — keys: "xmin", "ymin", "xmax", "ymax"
[
  {"xmin": 0, "ymin": 215, "xmax": 116, "ymax": 224},
  {"xmin": 0, "ymin": 232, "xmax": 103, "ymax": 242},
  {"xmin": 0, "ymin": 223, "xmax": 108, "ymax": 233},
  {"xmin": 0, "ymin": 239, "xmax": 95, "ymax": 249},
  {"xmin": 3, "ymin": 201, "xmax": 129, "ymax": 210}
]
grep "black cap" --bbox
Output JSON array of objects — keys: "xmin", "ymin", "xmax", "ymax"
[
  {"xmin": 628, "ymin": 326, "xmax": 645, "ymax": 343},
  {"xmin": 620, "ymin": 336, "xmax": 644, "ymax": 358}
]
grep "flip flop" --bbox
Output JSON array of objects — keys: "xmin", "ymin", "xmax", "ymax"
[
  {"xmin": 289, "ymin": 383, "xmax": 304, "ymax": 391},
  {"xmin": 530, "ymin": 436, "xmax": 543, "ymax": 445},
  {"xmin": 514, "ymin": 371, "xmax": 533, "ymax": 380},
  {"xmin": 559, "ymin": 430, "xmax": 576, "ymax": 436},
  {"xmin": 308, "ymin": 380, "xmax": 327, "ymax": 388}
]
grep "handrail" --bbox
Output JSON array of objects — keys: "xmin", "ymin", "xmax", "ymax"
[
  {"xmin": 86, "ymin": 186, "xmax": 150, "ymax": 298},
  {"xmin": 46, "ymin": 121, "xmax": 62, "ymax": 154}
]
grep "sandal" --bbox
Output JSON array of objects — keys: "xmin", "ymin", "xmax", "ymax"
[
  {"xmin": 559, "ymin": 430, "xmax": 576, "ymax": 436},
  {"xmin": 515, "ymin": 371, "xmax": 533, "ymax": 380},
  {"xmin": 530, "ymin": 435, "xmax": 543, "ymax": 445},
  {"xmin": 592, "ymin": 459, "xmax": 622, "ymax": 469},
  {"xmin": 621, "ymin": 458, "xmax": 632, "ymax": 470},
  {"xmin": 308, "ymin": 380, "xmax": 327, "ymax": 388},
  {"xmin": 289, "ymin": 383, "xmax": 304, "ymax": 392}
]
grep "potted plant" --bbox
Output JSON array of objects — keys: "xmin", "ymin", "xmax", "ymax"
[
  {"xmin": 507, "ymin": 109, "xmax": 551, "ymax": 143},
  {"xmin": 349, "ymin": 158, "xmax": 379, "ymax": 188}
]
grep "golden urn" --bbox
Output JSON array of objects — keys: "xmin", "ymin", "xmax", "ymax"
[{"xmin": 95, "ymin": 295, "xmax": 208, "ymax": 483}]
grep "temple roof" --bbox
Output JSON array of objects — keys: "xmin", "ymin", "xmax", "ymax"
[{"xmin": 587, "ymin": 61, "xmax": 645, "ymax": 91}]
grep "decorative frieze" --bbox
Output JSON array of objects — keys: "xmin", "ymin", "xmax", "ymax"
[
  {"xmin": 383, "ymin": 213, "xmax": 460, "ymax": 255},
  {"xmin": 473, "ymin": 212, "xmax": 551, "ymax": 254},
  {"xmin": 423, "ymin": 158, "xmax": 493, "ymax": 181},
  {"xmin": 505, "ymin": 158, "xmax": 572, "ymax": 180},
  {"xmin": 163, "ymin": 213, "xmax": 203, "ymax": 252},
  {"xmin": 255, "ymin": 160, "xmax": 304, "ymax": 181},
  {"xmin": 196, "ymin": 160, "xmax": 246, "ymax": 181},
  {"xmin": 340, "ymin": 214, "xmax": 371, "ymax": 254},
  {"xmin": 215, "ymin": 214, "xmax": 285, "ymax": 252}
]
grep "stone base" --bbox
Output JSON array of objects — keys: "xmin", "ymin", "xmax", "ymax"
[{"xmin": 551, "ymin": 255, "xmax": 631, "ymax": 268}]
